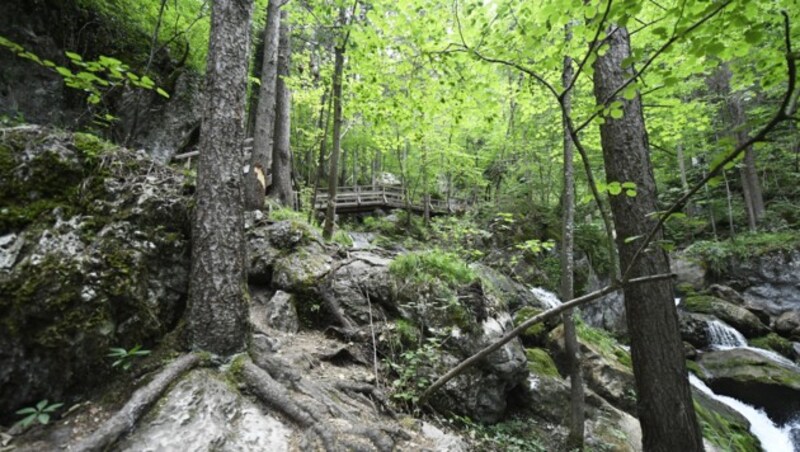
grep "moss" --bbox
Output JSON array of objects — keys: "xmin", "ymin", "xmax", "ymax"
[
  {"xmin": 685, "ymin": 359, "xmax": 706, "ymax": 379},
  {"xmin": 514, "ymin": 307, "xmax": 547, "ymax": 343},
  {"xmin": 526, "ymin": 348, "xmax": 560, "ymax": 378},
  {"xmin": 749, "ymin": 333, "xmax": 794, "ymax": 359},
  {"xmin": 577, "ymin": 321, "xmax": 632, "ymax": 370},
  {"xmin": 694, "ymin": 400, "xmax": 761, "ymax": 451},
  {"xmin": 682, "ymin": 295, "xmax": 717, "ymax": 314},
  {"xmin": 73, "ymin": 132, "xmax": 114, "ymax": 166},
  {"xmin": 395, "ymin": 319, "xmax": 420, "ymax": 346},
  {"xmin": 686, "ymin": 231, "xmax": 800, "ymax": 274}
]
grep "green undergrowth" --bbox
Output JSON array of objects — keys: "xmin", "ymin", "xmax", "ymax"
[
  {"xmin": 576, "ymin": 321, "xmax": 632, "ymax": 370},
  {"xmin": 452, "ymin": 415, "xmax": 547, "ymax": 452},
  {"xmin": 686, "ymin": 231, "xmax": 800, "ymax": 273},
  {"xmin": 514, "ymin": 307, "xmax": 548, "ymax": 345},
  {"xmin": 390, "ymin": 250, "xmax": 476, "ymax": 286},
  {"xmin": 694, "ymin": 399, "xmax": 761, "ymax": 451},
  {"xmin": 525, "ymin": 348, "xmax": 559, "ymax": 378}
]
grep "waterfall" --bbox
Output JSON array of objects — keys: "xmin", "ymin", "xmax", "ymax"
[
  {"xmin": 706, "ymin": 319, "xmax": 747, "ymax": 349},
  {"xmin": 530, "ymin": 287, "xmax": 562, "ymax": 309},
  {"xmin": 706, "ymin": 319, "xmax": 800, "ymax": 369},
  {"xmin": 689, "ymin": 374, "xmax": 796, "ymax": 452}
]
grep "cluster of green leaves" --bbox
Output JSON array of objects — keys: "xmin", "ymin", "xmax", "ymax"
[
  {"xmin": 107, "ymin": 344, "xmax": 151, "ymax": 371},
  {"xmin": 386, "ymin": 336, "xmax": 442, "ymax": 407},
  {"xmin": 0, "ymin": 36, "xmax": 169, "ymax": 128},
  {"xmin": 14, "ymin": 400, "xmax": 63, "ymax": 428}
]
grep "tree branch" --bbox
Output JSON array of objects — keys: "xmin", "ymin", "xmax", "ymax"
[{"xmin": 418, "ymin": 273, "xmax": 677, "ymax": 405}]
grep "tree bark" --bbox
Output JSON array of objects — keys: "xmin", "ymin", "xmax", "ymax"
[
  {"xmin": 710, "ymin": 64, "xmax": 765, "ymax": 231},
  {"xmin": 271, "ymin": 10, "xmax": 293, "ymax": 206},
  {"xmin": 244, "ymin": 0, "xmax": 281, "ymax": 210},
  {"xmin": 593, "ymin": 26, "xmax": 703, "ymax": 452},
  {"xmin": 561, "ymin": 50, "xmax": 584, "ymax": 450},
  {"xmin": 322, "ymin": 6, "xmax": 348, "ymax": 240},
  {"xmin": 187, "ymin": 0, "xmax": 253, "ymax": 356}
]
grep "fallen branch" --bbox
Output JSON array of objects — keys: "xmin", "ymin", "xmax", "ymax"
[
  {"xmin": 72, "ymin": 353, "xmax": 201, "ymax": 452},
  {"xmin": 417, "ymin": 273, "xmax": 675, "ymax": 405}
]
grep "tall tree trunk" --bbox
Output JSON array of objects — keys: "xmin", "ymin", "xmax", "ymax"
[
  {"xmin": 561, "ymin": 49, "xmax": 584, "ymax": 450},
  {"xmin": 593, "ymin": 26, "xmax": 703, "ymax": 452},
  {"xmin": 322, "ymin": 6, "xmax": 348, "ymax": 240},
  {"xmin": 711, "ymin": 64, "xmax": 765, "ymax": 231},
  {"xmin": 308, "ymin": 88, "xmax": 331, "ymax": 223},
  {"xmin": 187, "ymin": 0, "xmax": 253, "ymax": 356},
  {"xmin": 244, "ymin": 0, "xmax": 281, "ymax": 210},
  {"xmin": 271, "ymin": 10, "xmax": 293, "ymax": 206}
]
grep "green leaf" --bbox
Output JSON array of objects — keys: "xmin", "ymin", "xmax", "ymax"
[
  {"xmin": 609, "ymin": 108, "xmax": 623, "ymax": 119},
  {"xmin": 55, "ymin": 66, "xmax": 73, "ymax": 78},
  {"xmin": 44, "ymin": 403, "xmax": 63, "ymax": 413},
  {"xmin": 37, "ymin": 413, "xmax": 50, "ymax": 425},
  {"xmin": 16, "ymin": 407, "xmax": 37, "ymax": 415},
  {"xmin": 156, "ymin": 87, "xmax": 170, "ymax": 98},
  {"xmin": 621, "ymin": 182, "xmax": 636, "ymax": 189},
  {"xmin": 744, "ymin": 30, "xmax": 762, "ymax": 44},
  {"xmin": 65, "ymin": 51, "xmax": 83, "ymax": 61},
  {"xmin": 36, "ymin": 400, "xmax": 48, "ymax": 410},
  {"xmin": 624, "ymin": 235, "xmax": 642, "ymax": 244},
  {"xmin": 607, "ymin": 182, "xmax": 622, "ymax": 195},
  {"xmin": 625, "ymin": 189, "xmax": 637, "ymax": 197}
]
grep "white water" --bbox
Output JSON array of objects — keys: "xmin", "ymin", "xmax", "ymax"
[
  {"xmin": 689, "ymin": 374, "xmax": 796, "ymax": 452},
  {"xmin": 706, "ymin": 319, "xmax": 800, "ymax": 369},
  {"xmin": 530, "ymin": 287, "xmax": 562, "ymax": 309}
]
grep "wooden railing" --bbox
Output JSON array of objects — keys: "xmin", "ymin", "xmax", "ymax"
[{"xmin": 307, "ymin": 185, "xmax": 468, "ymax": 214}]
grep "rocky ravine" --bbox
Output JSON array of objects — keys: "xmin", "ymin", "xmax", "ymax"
[{"xmin": 0, "ymin": 126, "xmax": 762, "ymax": 451}]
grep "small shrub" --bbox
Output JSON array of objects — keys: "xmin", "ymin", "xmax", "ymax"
[
  {"xmin": 331, "ymin": 229, "xmax": 353, "ymax": 247},
  {"xmin": 107, "ymin": 344, "xmax": 151, "ymax": 371},
  {"xmin": 15, "ymin": 400, "xmax": 63, "ymax": 428}
]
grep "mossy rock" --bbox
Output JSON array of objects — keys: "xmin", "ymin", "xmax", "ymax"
[
  {"xmin": 526, "ymin": 347, "xmax": 560, "ymax": 378},
  {"xmin": 698, "ymin": 348, "xmax": 800, "ymax": 424},
  {"xmin": 749, "ymin": 333, "xmax": 795, "ymax": 360},
  {"xmin": 683, "ymin": 295, "xmax": 769, "ymax": 338},
  {"xmin": 694, "ymin": 398, "xmax": 761, "ymax": 451},
  {"xmin": 513, "ymin": 306, "xmax": 549, "ymax": 345}
]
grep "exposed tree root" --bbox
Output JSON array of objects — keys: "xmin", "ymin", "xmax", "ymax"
[
  {"xmin": 240, "ymin": 359, "xmax": 338, "ymax": 451},
  {"xmin": 71, "ymin": 353, "xmax": 201, "ymax": 452},
  {"xmin": 334, "ymin": 381, "xmax": 396, "ymax": 419}
]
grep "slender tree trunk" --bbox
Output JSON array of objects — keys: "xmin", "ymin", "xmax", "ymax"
[
  {"xmin": 561, "ymin": 49, "xmax": 584, "ymax": 450},
  {"xmin": 309, "ymin": 88, "xmax": 331, "ymax": 223},
  {"xmin": 322, "ymin": 6, "xmax": 348, "ymax": 240},
  {"xmin": 244, "ymin": 0, "xmax": 281, "ymax": 210},
  {"xmin": 700, "ymin": 158, "xmax": 719, "ymax": 240},
  {"xmin": 593, "ymin": 26, "xmax": 703, "ymax": 452},
  {"xmin": 723, "ymin": 169, "xmax": 736, "ymax": 238},
  {"xmin": 711, "ymin": 64, "xmax": 765, "ymax": 231},
  {"xmin": 271, "ymin": 10, "xmax": 293, "ymax": 206},
  {"xmin": 187, "ymin": 0, "xmax": 253, "ymax": 356}
]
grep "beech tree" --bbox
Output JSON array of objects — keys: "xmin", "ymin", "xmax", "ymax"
[
  {"xmin": 187, "ymin": 0, "xmax": 254, "ymax": 355},
  {"xmin": 592, "ymin": 26, "xmax": 704, "ymax": 450}
]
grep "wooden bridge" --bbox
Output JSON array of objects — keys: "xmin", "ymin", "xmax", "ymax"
[{"xmin": 306, "ymin": 185, "xmax": 468, "ymax": 215}]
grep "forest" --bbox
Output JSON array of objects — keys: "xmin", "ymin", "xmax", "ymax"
[{"xmin": 1, "ymin": 0, "xmax": 799, "ymax": 450}]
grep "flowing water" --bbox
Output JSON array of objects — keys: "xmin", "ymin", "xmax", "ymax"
[
  {"xmin": 690, "ymin": 374, "xmax": 797, "ymax": 452},
  {"xmin": 706, "ymin": 319, "xmax": 799, "ymax": 369},
  {"xmin": 529, "ymin": 287, "xmax": 562, "ymax": 309}
]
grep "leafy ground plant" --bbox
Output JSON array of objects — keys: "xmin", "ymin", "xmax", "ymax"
[
  {"xmin": 15, "ymin": 400, "xmax": 63, "ymax": 428},
  {"xmin": 107, "ymin": 345, "xmax": 151, "ymax": 371}
]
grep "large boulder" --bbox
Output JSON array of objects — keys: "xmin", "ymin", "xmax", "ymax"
[
  {"xmin": 724, "ymin": 249, "xmax": 800, "ymax": 321},
  {"xmin": 679, "ymin": 311, "xmax": 715, "ymax": 349},
  {"xmin": 0, "ymin": 126, "xmax": 190, "ymax": 419},
  {"xmin": 579, "ymin": 268, "xmax": 627, "ymax": 336},
  {"xmin": 682, "ymin": 295, "xmax": 770, "ymax": 338},
  {"xmin": 775, "ymin": 310, "xmax": 800, "ymax": 340},
  {"xmin": 671, "ymin": 253, "xmax": 707, "ymax": 291},
  {"xmin": 697, "ymin": 348, "xmax": 800, "ymax": 424},
  {"xmin": 547, "ymin": 324, "xmax": 637, "ymax": 414}
]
